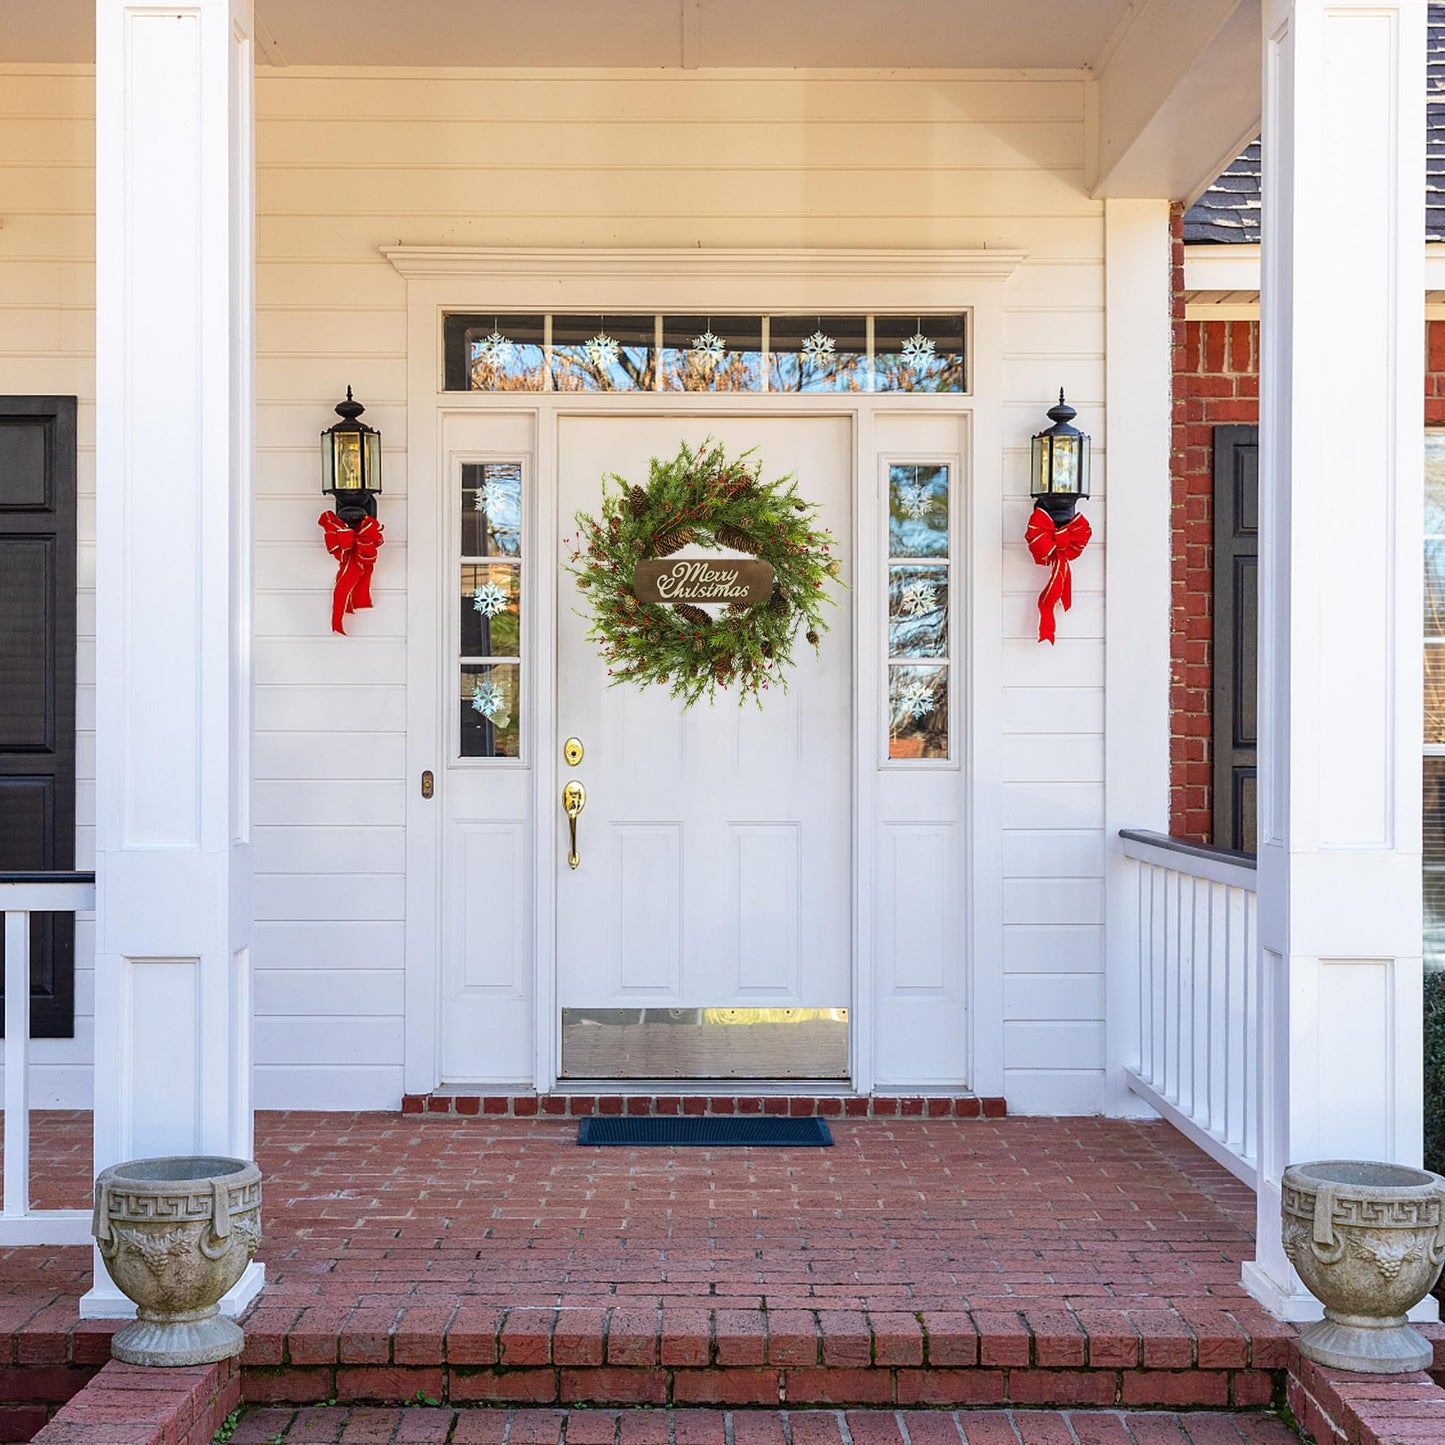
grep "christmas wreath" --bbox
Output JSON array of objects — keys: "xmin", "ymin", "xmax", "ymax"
[{"xmin": 566, "ymin": 438, "xmax": 841, "ymax": 708}]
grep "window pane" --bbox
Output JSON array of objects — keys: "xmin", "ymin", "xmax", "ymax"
[
  {"xmin": 462, "ymin": 462, "xmax": 522, "ymax": 558},
  {"xmin": 873, "ymin": 315, "xmax": 966, "ymax": 393},
  {"xmin": 461, "ymin": 563, "xmax": 521, "ymax": 658},
  {"xmin": 1428, "ymin": 432, "xmax": 1445, "ymax": 635},
  {"xmin": 889, "ymin": 664, "xmax": 948, "ymax": 760},
  {"xmin": 1426, "ymin": 757, "xmax": 1445, "ymax": 970},
  {"xmin": 889, "ymin": 463, "xmax": 949, "ymax": 558},
  {"xmin": 768, "ymin": 316, "xmax": 868, "ymax": 393},
  {"xmin": 551, "ymin": 315, "xmax": 655, "ymax": 392},
  {"xmin": 888, "ymin": 563, "xmax": 948, "ymax": 658},
  {"xmin": 462, "ymin": 316, "xmax": 547, "ymax": 390},
  {"xmin": 661, "ymin": 315, "xmax": 763, "ymax": 391},
  {"xmin": 461, "ymin": 663, "xmax": 520, "ymax": 759}
]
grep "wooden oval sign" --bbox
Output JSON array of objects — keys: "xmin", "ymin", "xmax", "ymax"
[{"xmin": 634, "ymin": 558, "xmax": 774, "ymax": 605}]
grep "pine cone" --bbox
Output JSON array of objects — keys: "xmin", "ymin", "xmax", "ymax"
[
  {"xmin": 768, "ymin": 588, "xmax": 789, "ymax": 616},
  {"xmin": 675, "ymin": 603, "xmax": 711, "ymax": 628},
  {"xmin": 714, "ymin": 524, "xmax": 759, "ymax": 554},
  {"xmin": 653, "ymin": 527, "xmax": 696, "ymax": 556},
  {"xmin": 629, "ymin": 485, "xmax": 649, "ymax": 518},
  {"xmin": 806, "ymin": 629, "xmax": 820, "ymax": 646},
  {"xmin": 726, "ymin": 601, "xmax": 750, "ymax": 615}
]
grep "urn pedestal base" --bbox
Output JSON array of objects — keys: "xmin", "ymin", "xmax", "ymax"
[
  {"xmin": 110, "ymin": 1305, "xmax": 245, "ymax": 1367},
  {"xmin": 1298, "ymin": 1310, "xmax": 1434, "ymax": 1375}
]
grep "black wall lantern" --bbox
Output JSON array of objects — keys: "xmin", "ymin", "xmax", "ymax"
[
  {"xmin": 321, "ymin": 386, "xmax": 382, "ymax": 520},
  {"xmin": 1030, "ymin": 389, "xmax": 1090, "ymax": 524}
]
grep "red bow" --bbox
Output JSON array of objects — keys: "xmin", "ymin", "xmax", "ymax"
[
  {"xmin": 319, "ymin": 511, "xmax": 385, "ymax": 635},
  {"xmin": 1024, "ymin": 506, "xmax": 1091, "ymax": 645}
]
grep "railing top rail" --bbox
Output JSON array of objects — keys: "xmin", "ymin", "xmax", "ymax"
[
  {"xmin": 1119, "ymin": 829, "xmax": 1257, "ymax": 890},
  {"xmin": 0, "ymin": 871, "xmax": 95, "ymax": 886},
  {"xmin": 0, "ymin": 874, "xmax": 96, "ymax": 913}
]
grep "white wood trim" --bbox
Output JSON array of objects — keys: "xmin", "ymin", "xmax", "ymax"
[
  {"xmin": 1120, "ymin": 832, "xmax": 1257, "ymax": 890},
  {"xmin": 964, "ymin": 300, "xmax": 1006, "ymax": 1100},
  {"xmin": 3, "ymin": 911, "xmax": 31, "ymax": 1218},
  {"xmin": 0, "ymin": 1213, "xmax": 95, "ymax": 1248},
  {"xmin": 1104, "ymin": 199, "xmax": 1174, "ymax": 1117},
  {"xmin": 1184, "ymin": 243, "xmax": 1262, "ymax": 292},
  {"xmin": 382, "ymin": 246, "xmax": 1027, "ymax": 296},
  {"xmin": 851, "ymin": 408, "xmax": 877, "ymax": 1095},
  {"xmin": 1186, "ymin": 244, "xmax": 1445, "ymax": 298}
]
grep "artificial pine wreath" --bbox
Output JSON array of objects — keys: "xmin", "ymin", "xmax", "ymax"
[{"xmin": 566, "ymin": 438, "xmax": 841, "ymax": 708}]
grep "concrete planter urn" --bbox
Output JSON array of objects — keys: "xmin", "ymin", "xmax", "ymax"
[
  {"xmin": 92, "ymin": 1155, "xmax": 262, "ymax": 1366},
  {"xmin": 1282, "ymin": 1160, "xmax": 1445, "ymax": 1373}
]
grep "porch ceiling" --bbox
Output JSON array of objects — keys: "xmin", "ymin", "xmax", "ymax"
[
  {"xmin": 15, "ymin": 0, "xmax": 1156, "ymax": 73},
  {"xmin": 4, "ymin": 0, "xmax": 1262, "ymax": 201}
]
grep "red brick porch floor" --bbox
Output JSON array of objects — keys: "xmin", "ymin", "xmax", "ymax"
[{"xmin": 6, "ymin": 1110, "xmax": 1443, "ymax": 1441}]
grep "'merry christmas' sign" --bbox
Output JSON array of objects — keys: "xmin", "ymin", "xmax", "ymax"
[{"xmin": 634, "ymin": 558, "xmax": 774, "ymax": 605}]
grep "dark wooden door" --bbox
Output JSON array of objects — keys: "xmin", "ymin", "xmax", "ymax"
[
  {"xmin": 1211, "ymin": 424, "xmax": 1259, "ymax": 854},
  {"xmin": 0, "ymin": 397, "xmax": 77, "ymax": 1037}
]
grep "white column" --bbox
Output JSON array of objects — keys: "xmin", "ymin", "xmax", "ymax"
[
  {"xmin": 84, "ymin": 0, "xmax": 259, "ymax": 1318},
  {"xmin": 1243, "ymin": 0, "xmax": 1428, "ymax": 1320},
  {"xmin": 1102, "ymin": 199, "xmax": 1174, "ymax": 1117}
]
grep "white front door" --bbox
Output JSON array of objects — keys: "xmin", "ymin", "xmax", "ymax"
[{"xmin": 554, "ymin": 415, "xmax": 854, "ymax": 1080}]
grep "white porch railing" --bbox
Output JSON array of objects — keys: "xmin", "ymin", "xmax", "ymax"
[
  {"xmin": 1119, "ymin": 831, "xmax": 1258, "ymax": 1187},
  {"xmin": 0, "ymin": 873, "xmax": 95, "ymax": 1244}
]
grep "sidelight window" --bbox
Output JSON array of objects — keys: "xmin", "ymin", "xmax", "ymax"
[{"xmin": 459, "ymin": 461, "xmax": 523, "ymax": 759}]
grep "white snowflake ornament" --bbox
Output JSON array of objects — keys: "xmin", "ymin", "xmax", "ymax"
[
  {"xmin": 900, "ymin": 481, "xmax": 936, "ymax": 520},
  {"xmin": 900, "ymin": 331, "xmax": 936, "ymax": 368},
  {"xmin": 898, "ymin": 579, "xmax": 940, "ymax": 618},
  {"xmin": 897, "ymin": 679, "xmax": 937, "ymax": 722},
  {"xmin": 472, "ymin": 582, "xmax": 510, "ymax": 618},
  {"xmin": 801, "ymin": 329, "xmax": 837, "ymax": 363},
  {"xmin": 477, "ymin": 328, "xmax": 513, "ymax": 361},
  {"xmin": 585, "ymin": 331, "xmax": 620, "ymax": 367},
  {"xmin": 691, "ymin": 329, "xmax": 726, "ymax": 363},
  {"xmin": 471, "ymin": 680, "xmax": 507, "ymax": 719}
]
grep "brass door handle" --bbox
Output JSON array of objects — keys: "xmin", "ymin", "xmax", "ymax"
[{"xmin": 562, "ymin": 780, "xmax": 587, "ymax": 870}]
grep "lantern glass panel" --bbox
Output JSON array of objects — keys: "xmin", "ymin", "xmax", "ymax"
[
  {"xmin": 1031, "ymin": 435, "xmax": 1049, "ymax": 495},
  {"xmin": 363, "ymin": 428, "xmax": 382, "ymax": 493},
  {"xmin": 330, "ymin": 431, "xmax": 363, "ymax": 493},
  {"xmin": 1051, "ymin": 435, "xmax": 1082, "ymax": 496}
]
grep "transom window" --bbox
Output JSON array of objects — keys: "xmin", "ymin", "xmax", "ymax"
[{"xmin": 443, "ymin": 313, "xmax": 967, "ymax": 394}]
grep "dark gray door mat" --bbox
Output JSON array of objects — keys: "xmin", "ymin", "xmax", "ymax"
[{"xmin": 576, "ymin": 1116, "xmax": 833, "ymax": 1146}]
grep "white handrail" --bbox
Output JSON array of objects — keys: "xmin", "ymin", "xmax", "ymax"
[
  {"xmin": 1119, "ymin": 833, "xmax": 1258, "ymax": 1188},
  {"xmin": 0, "ymin": 875, "xmax": 95, "ymax": 1245}
]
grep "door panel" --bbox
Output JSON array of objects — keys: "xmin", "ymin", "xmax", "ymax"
[{"xmin": 555, "ymin": 414, "xmax": 853, "ymax": 1078}]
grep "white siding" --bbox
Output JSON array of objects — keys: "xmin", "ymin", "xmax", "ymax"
[{"xmin": 0, "ymin": 63, "xmax": 1110, "ymax": 1112}]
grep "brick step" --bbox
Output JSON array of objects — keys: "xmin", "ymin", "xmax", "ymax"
[
  {"xmin": 403, "ymin": 1095, "xmax": 1007, "ymax": 1119},
  {"xmin": 224, "ymin": 1404, "xmax": 1300, "ymax": 1445},
  {"xmin": 235, "ymin": 1304, "xmax": 1289, "ymax": 1412}
]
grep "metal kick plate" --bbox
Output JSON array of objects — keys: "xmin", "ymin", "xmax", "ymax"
[{"xmin": 561, "ymin": 1007, "xmax": 849, "ymax": 1079}]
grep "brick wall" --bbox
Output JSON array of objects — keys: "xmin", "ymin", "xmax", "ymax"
[{"xmin": 1167, "ymin": 212, "xmax": 1445, "ymax": 839}]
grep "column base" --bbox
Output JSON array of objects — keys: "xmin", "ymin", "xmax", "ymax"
[
  {"xmin": 1242, "ymin": 1260, "xmax": 1439, "ymax": 1323},
  {"xmin": 80, "ymin": 1260, "xmax": 265, "ymax": 1320}
]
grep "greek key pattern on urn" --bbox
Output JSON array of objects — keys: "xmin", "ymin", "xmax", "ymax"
[
  {"xmin": 1281, "ymin": 1183, "xmax": 1443, "ymax": 1229},
  {"xmin": 102, "ymin": 1181, "xmax": 262, "ymax": 1224}
]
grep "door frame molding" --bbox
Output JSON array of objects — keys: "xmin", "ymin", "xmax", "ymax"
[{"xmin": 393, "ymin": 247, "xmax": 1021, "ymax": 1097}]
